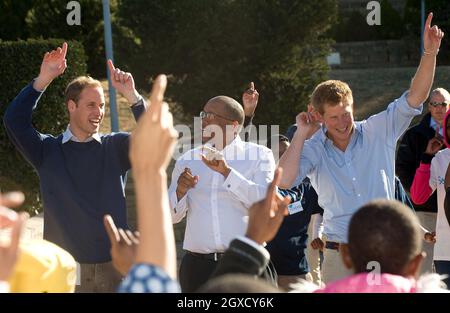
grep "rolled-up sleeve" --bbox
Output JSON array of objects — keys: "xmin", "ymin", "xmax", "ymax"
[{"xmin": 364, "ymin": 91, "xmax": 422, "ymax": 148}]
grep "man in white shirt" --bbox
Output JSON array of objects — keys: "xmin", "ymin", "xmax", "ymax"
[{"xmin": 169, "ymin": 95, "xmax": 275, "ymax": 292}]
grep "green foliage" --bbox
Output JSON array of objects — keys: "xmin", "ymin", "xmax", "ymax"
[
  {"xmin": 0, "ymin": 0, "xmax": 34, "ymax": 40},
  {"xmin": 333, "ymin": 0, "xmax": 405, "ymax": 42},
  {"xmin": 25, "ymin": 0, "xmax": 107, "ymax": 77},
  {"xmin": 404, "ymin": 0, "xmax": 450, "ymax": 64},
  {"xmin": 116, "ymin": 0, "xmax": 337, "ymax": 132},
  {"xmin": 333, "ymin": 10, "xmax": 378, "ymax": 42},
  {"xmin": 377, "ymin": 0, "xmax": 406, "ymax": 39},
  {"xmin": 0, "ymin": 39, "xmax": 87, "ymax": 214}
]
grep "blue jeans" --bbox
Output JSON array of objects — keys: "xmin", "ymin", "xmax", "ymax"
[{"xmin": 434, "ymin": 260, "xmax": 450, "ymax": 288}]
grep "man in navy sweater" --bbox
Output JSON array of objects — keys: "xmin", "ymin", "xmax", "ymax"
[{"xmin": 3, "ymin": 42, "xmax": 146, "ymax": 292}]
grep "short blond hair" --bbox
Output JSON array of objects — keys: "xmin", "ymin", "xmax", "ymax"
[
  {"xmin": 64, "ymin": 76, "xmax": 103, "ymax": 106},
  {"xmin": 311, "ymin": 80, "xmax": 353, "ymax": 114}
]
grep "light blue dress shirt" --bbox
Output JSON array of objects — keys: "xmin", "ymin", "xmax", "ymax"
[
  {"xmin": 429, "ymin": 117, "xmax": 444, "ymax": 136},
  {"xmin": 294, "ymin": 92, "xmax": 422, "ymax": 243}
]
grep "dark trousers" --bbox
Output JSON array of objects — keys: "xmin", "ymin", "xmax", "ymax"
[
  {"xmin": 434, "ymin": 260, "xmax": 450, "ymax": 288},
  {"xmin": 179, "ymin": 252, "xmax": 219, "ymax": 292}
]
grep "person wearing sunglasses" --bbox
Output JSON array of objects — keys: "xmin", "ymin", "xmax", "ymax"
[{"xmin": 396, "ymin": 87, "xmax": 450, "ymax": 275}]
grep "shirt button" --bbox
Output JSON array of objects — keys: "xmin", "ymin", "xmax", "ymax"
[
  {"xmin": 352, "ymin": 177, "xmax": 356, "ymax": 181},
  {"xmin": 227, "ymin": 184, "xmax": 231, "ymax": 188},
  {"xmin": 357, "ymin": 194, "xmax": 361, "ymax": 197}
]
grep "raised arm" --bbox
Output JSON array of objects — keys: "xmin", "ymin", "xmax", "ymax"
[
  {"xmin": 278, "ymin": 111, "xmax": 320, "ymax": 188},
  {"xmin": 33, "ymin": 42, "xmax": 68, "ymax": 91},
  {"xmin": 129, "ymin": 74, "xmax": 178, "ymax": 279},
  {"xmin": 4, "ymin": 43, "xmax": 68, "ymax": 168},
  {"xmin": 407, "ymin": 13, "xmax": 444, "ymax": 108},
  {"xmin": 241, "ymin": 82, "xmax": 259, "ymax": 141},
  {"xmin": 107, "ymin": 60, "xmax": 142, "ymax": 105}
]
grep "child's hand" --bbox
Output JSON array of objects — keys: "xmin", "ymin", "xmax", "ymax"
[{"xmin": 424, "ymin": 231, "xmax": 436, "ymax": 243}]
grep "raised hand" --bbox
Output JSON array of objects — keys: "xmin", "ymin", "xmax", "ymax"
[
  {"xmin": 295, "ymin": 110, "xmax": 320, "ymax": 140},
  {"xmin": 176, "ymin": 168, "xmax": 199, "ymax": 201},
  {"xmin": 424, "ymin": 231, "xmax": 436, "ymax": 244},
  {"xmin": 103, "ymin": 215, "xmax": 139, "ymax": 276},
  {"xmin": 242, "ymin": 82, "xmax": 259, "ymax": 117},
  {"xmin": 423, "ymin": 13, "xmax": 444, "ymax": 55},
  {"xmin": 245, "ymin": 168, "xmax": 290, "ymax": 244},
  {"xmin": 34, "ymin": 42, "xmax": 68, "ymax": 91},
  {"xmin": 201, "ymin": 145, "xmax": 231, "ymax": 178},
  {"xmin": 108, "ymin": 60, "xmax": 140, "ymax": 104},
  {"xmin": 0, "ymin": 192, "xmax": 24, "ymax": 228},
  {"xmin": 424, "ymin": 137, "xmax": 443, "ymax": 156},
  {"xmin": 129, "ymin": 75, "xmax": 178, "ymax": 176},
  {"xmin": 0, "ymin": 192, "xmax": 28, "ymax": 281}
]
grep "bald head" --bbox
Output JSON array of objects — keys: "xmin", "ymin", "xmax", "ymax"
[{"xmin": 207, "ymin": 96, "xmax": 245, "ymax": 125}]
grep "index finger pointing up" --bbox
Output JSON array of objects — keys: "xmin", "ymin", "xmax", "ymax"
[
  {"xmin": 425, "ymin": 12, "xmax": 433, "ymax": 30},
  {"xmin": 265, "ymin": 168, "xmax": 282, "ymax": 207},
  {"xmin": 61, "ymin": 42, "xmax": 68, "ymax": 59},
  {"xmin": 103, "ymin": 215, "xmax": 120, "ymax": 245},
  {"xmin": 107, "ymin": 59, "xmax": 115, "ymax": 73},
  {"xmin": 149, "ymin": 74, "xmax": 167, "ymax": 122}
]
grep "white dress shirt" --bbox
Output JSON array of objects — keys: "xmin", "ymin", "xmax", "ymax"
[{"xmin": 169, "ymin": 136, "xmax": 275, "ymax": 254}]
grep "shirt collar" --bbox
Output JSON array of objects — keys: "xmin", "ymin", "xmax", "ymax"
[
  {"xmin": 429, "ymin": 117, "xmax": 444, "ymax": 136},
  {"xmin": 62, "ymin": 125, "xmax": 101, "ymax": 144}
]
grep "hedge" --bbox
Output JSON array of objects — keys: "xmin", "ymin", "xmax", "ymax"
[{"xmin": 0, "ymin": 39, "xmax": 87, "ymax": 214}]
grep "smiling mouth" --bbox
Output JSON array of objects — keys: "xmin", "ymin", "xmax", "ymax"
[
  {"xmin": 90, "ymin": 119, "xmax": 101, "ymax": 126},
  {"xmin": 336, "ymin": 126, "xmax": 349, "ymax": 134}
]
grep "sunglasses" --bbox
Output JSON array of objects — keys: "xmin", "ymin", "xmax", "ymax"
[{"xmin": 429, "ymin": 102, "xmax": 449, "ymax": 108}]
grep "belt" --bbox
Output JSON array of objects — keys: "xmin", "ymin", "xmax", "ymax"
[
  {"xmin": 325, "ymin": 241, "xmax": 341, "ymax": 251},
  {"xmin": 187, "ymin": 251, "xmax": 225, "ymax": 262}
]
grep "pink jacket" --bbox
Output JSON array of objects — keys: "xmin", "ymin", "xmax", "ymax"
[
  {"xmin": 410, "ymin": 110, "xmax": 450, "ymax": 204},
  {"xmin": 315, "ymin": 273, "xmax": 416, "ymax": 293}
]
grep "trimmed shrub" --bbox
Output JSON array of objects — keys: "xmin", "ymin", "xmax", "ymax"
[{"xmin": 0, "ymin": 39, "xmax": 87, "ymax": 214}]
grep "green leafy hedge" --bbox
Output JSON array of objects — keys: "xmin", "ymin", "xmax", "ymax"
[{"xmin": 0, "ymin": 39, "xmax": 87, "ymax": 214}]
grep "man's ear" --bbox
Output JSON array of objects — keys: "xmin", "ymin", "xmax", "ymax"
[
  {"xmin": 340, "ymin": 244, "xmax": 354, "ymax": 270},
  {"xmin": 308, "ymin": 105, "xmax": 323, "ymax": 123},
  {"xmin": 314, "ymin": 111, "xmax": 323, "ymax": 123},
  {"xmin": 67, "ymin": 100, "xmax": 77, "ymax": 113},
  {"xmin": 402, "ymin": 252, "xmax": 425, "ymax": 278}
]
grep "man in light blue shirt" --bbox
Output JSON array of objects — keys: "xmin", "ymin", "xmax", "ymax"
[{"xmin": 279, "ymin": 12, "xmax": 444, "ymax": 283}]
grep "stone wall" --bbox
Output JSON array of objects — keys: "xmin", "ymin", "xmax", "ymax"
[{"xmin": 332, "ymin": 39, "xmax": 421, "ymax": 69}]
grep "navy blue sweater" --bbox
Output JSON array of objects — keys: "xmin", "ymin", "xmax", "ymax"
[{"xmin": 3, "ymin": 82, "xmax": 144, "ymax": 263}]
